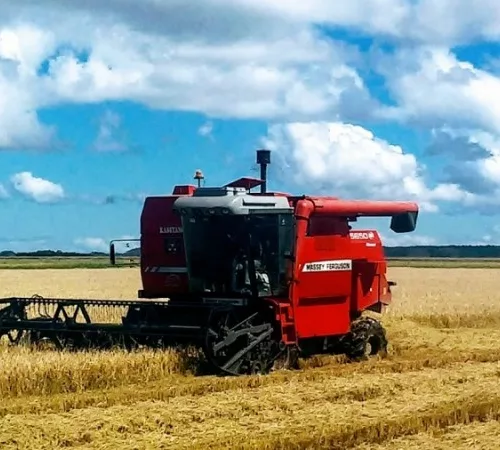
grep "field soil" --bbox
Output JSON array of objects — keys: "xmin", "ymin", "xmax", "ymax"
[{"xmin": 1, "ymin": 267, "xmax": 500, "ymax": 449}]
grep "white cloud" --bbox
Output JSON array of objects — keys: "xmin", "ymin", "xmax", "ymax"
[
  {"xmin": 379, "ymin": 232, "xmax": 438, "ymax": 247},
  {"xmin": 0, "ymin": 25, "xmax": 57, "ymax": 150},
  {"xmin": 23, "ymin": 0, "xmax": 500, "ymax": 45},
  {"xmin": 0, "ymin": 69, "xmax": 55, "ymax": 150},
  {"xmin": 403, "ymin": 125, "xmax": 500, "ymax": 212},
  {"xmin": 74, "ymin": 235, "xmax": 136, "ymax": 253},
  {"xmin": 198, "ymin": 121, "xmax": 213, "ymax": 139},
  {"xmin": 74, "ymin": 237, "xmax": 108, "ymax": 253},
  {"xmin": 0, "ymin": 184, "xmax": 8, "ymax": 199},
  {"xmin": 10, "ymin": 172, "xmax": 64, "ymax": 203},
  {"xmin": 367, "ymin": 46, "xmax": 500, "ymax": 210},
  {"xmin": 0, "ymin": 3, "xmax": 375, "ymax": 148},
  {"xmin": 479, "ymin": 225, "xmax": 500, "ymax": 245},
  {"xmin": 93, "ymin": 110, "xmax": 127, "ymax": 152},
  {"xmin": 41, "ymin": 29, "xmax": 368, "ymax": 121},
  {"xmin": 238, "ymin": 0, "xmax": 409, "ymax": 34},
  {"xmin": 379, "ymin": 47, "xmax": 500, "ymax": 136},
  {"xmin": 405, "ymin": 0, "xmax": 500, "ymax": 44},
  {"xmin": 2, "ymin": 0, "xmax": 500, "ymax": 221},
  {"xmin": 5, "ymin": 0, "xmax": 405, "ymax": 43},
  {"xmin": 262, "ymin": 121, "xmax": 466, "ymax": 212},
  {"xmin": 0, "ymin": 237, "xmax": 49, "ymax": 252},
  {"xmin": 240, "ymin": 0, "xmax": 500, "ymax": 44},
  {"xmin": 0, "ymin": 25, "xmax": 55, "ymax": 73},
  {"xmin": 6, "ymin": 1, "xmax": 499, "ymax": 154}
]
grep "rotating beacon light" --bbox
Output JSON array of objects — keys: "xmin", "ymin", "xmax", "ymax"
[{"xmin": 193, "ymin": 169, "xmax": 204, "ymax": 188}]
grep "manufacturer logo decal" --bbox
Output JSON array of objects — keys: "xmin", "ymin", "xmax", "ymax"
[
  {"xmin": 159, "ymin": 226, "xmax": 183, "ymax": 234},
  {"xmin": 302, "ymin": 259, "xmax": 352, "ymax": 272},
  {"xmin": 164, "ymin": 274, "xmax": 180, "ymax": 286},
  {"xmin": 349, "ymin": 231, "xmax": 375, "ymax": 240}
]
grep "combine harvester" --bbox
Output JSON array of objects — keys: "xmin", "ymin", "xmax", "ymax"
[{"xmin": 0, "ymin": 150, "xmax": 418, "ymax": 375}]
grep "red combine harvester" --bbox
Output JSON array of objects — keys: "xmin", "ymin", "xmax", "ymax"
[{"xmin": 0, "ymin": 149, "xmax": 418, "ymax": 375}]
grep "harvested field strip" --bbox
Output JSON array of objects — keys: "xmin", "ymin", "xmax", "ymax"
[
  {"xmin": 3, "ymin": 350, "xmax": 500, "ymax": 419},
  {"xmin": 354, "ymin": 420, "xmax": 500, "ymax": 450},
  {"xmin": 1, "ymin": 361, "xmax": 500, "ymax": 449},
  {"xmin": 257, "ymin": 393, "xmax": 500, "ymax": 450},
  {"xmin": 3, "ymin": 319, "xmax": 500, "ymax": 399},
  {"xmin": 2, "ymin": 332, "xmax": 500, "ymax": 400}
]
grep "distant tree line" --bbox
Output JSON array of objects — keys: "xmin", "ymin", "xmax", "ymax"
[
  {"xmin": 384, "ymin": 245, "xmax": 500, "ymax": 258},
  {"xmin": 3, "ymin": 246, "xmax": 500, "ymax": 258},
  {"xmin": 0, "ymin": 249, "xmax": 134, "ymax": 257}
]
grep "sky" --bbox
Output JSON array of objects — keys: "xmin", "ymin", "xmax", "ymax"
[{"xmin": 3, "ymin": 1, "xmax": 500, "ymax": 252}]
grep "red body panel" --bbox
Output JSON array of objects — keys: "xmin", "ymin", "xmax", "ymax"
[
  {"xmin": 284, "ymin": 197, "xmax": 415, "ymax": 342},
  {"xmin": 291, "ymin": 217, "xmax": 352, "ymax": 338},
  {"xmin": 288, "ymin": 219, "xmax": 393, "ymax": 339},
  {"xmin": 139, "ymin": 194, "xmax": 192, "ymax": 297}
]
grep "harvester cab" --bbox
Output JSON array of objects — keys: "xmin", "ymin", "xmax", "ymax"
[{"xmin": 172, "ymin": 185, "xmax": 294, "ymax": 299}]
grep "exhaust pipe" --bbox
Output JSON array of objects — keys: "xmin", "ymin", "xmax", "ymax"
[{"xmin": 256, "ymin": 149, "xmax": 271, "ymax": 194}]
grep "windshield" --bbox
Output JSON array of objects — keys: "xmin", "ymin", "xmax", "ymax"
[{"xmin": 181, "ymin": 213, "xmax": 293, "ymax": 297}]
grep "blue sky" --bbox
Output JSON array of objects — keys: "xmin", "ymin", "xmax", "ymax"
[{"xmin": 2, "ymin": 1, "xmax": 500, "ymax": 251}]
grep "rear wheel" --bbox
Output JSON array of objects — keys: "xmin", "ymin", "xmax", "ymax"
[{"xmin": 342, "ymin": 316, "xmax": 388, "ymax": 361}]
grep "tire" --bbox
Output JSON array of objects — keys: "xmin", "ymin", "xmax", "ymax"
[{"xmin": 343, "ymin": 316, "xmax": 388, "ymax": 361}]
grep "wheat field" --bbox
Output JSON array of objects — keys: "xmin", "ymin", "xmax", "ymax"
[{"xmin": 1, "ymin": 267, "xmax": 500, "ymax": 449}]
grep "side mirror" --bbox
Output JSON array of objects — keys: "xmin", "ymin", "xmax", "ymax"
[
  {"xmin": 109, "ymin": 238, "xmax": 140, "ymax": 266},
  {"xmin": 390, "ymin": 211, "xmax": 418, "ymax": 233},
  {"xmin": 110, "ymin": 243, "xmax": 116, "ymax": 265}
]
